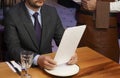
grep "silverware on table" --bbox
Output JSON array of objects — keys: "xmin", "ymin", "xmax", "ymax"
[{"xmin": 8, "ymin": 61, "xmax": 21, "ymax": 76}]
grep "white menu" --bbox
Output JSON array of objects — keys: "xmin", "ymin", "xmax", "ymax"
[{"xmin": 54, "ymin": 25, "xmax": 86, "ymax": 65}]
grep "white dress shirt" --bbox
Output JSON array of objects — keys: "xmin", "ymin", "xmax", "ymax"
[{"xmin": 25, "ymin": 5, "xmax": 41, "ymax": 65}]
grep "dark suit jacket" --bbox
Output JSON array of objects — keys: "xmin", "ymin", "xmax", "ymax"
[{"xmin": 4, "ymin": 2, "xmax": 65, "ymax": 61}]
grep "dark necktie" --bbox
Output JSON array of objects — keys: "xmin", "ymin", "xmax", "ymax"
[{"xmin": 33, "ymin": 12, "xmax": 41, "ymax": 45}]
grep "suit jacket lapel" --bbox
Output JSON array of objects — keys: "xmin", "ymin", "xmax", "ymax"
[
  {"xmin": 40, "ymin": 5, "xmax": 49, "ymax": 48},
  {"xmin": 20, "ymin": 3, "xmax": 39, "ymax": 49}
]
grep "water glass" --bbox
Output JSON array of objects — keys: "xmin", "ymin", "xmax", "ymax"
[{"xmin": 20, "ymin": 51, "xmax": 33, "ymax": 78}]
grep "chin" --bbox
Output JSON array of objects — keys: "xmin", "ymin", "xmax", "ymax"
[{"xmin": 36, "ymin": 2, "xmax": 44, "ymax": 7}]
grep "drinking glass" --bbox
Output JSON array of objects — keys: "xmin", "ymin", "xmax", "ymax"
[{"xmin": 20, "ymin": 51, "xmax": 33, "ymax": 78}]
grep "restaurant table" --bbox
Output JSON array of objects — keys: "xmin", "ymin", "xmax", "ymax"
[{"xmin": 0, "ymin": 47, "xmax": 120, "ymax": 78}]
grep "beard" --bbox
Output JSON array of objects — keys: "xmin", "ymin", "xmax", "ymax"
[{"xmin": 31, "ymin": 4, "xmax": 41, "ymax": 9}]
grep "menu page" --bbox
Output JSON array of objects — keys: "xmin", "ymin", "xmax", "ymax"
[{"xmin": 54, "ymin": 25, "xmax": 86, "ymax": 65}]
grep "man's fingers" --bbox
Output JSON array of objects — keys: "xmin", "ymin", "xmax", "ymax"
[
  {"xmin": 37, "ymin": 55, "xmax": 57, "ymax": 69},
  {"xmin": 67, "ymin": 57, "xmax": 78, "ymax": 65},
  {"xmin": 44, "ymin": 57, "xmax": 57, "ymax": 69},
  {"xmin": 44, "ymin": 61, "xmax": 57, "ymax": 70},
  {"xmin": 47, "ymin": 57, "xmax": 57, "ymax": 65},
  {"xmin": 67, "ymin": 53, "xmax": 78, "ymax": 65}
]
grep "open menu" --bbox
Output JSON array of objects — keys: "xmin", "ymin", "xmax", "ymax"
[
  {"xmin": 54, "ymin": 25, "xmax": 86, "ymax": 65},
  {"xmin": 44, "ymin": 25, "xmax": 86, "ymax": 77}
]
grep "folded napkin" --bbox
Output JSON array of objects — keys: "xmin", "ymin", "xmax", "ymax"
[{"xmin": 6, "ymin": 61, "xmax": 22, "ymax": 72}]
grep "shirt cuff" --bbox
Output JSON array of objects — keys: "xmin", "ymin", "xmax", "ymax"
[{"xmin": 33, "ymin": 55, "xmax": 40, "ymax": 65}]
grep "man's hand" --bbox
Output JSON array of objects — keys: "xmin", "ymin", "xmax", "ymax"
[
  {"xmin": 67, "ymin": 53, "xmax": 78, "ymax": 65},
  {"xmin": 82, "ymin": 0, "xmax": 97, "ymax": 11},
  {"xmin": 37, "ymin": 55, "xmax": 57, "ymax": 70},
  {"xmin": 37, "ymin": 52, "xmax": 77, "ymax": 69}
]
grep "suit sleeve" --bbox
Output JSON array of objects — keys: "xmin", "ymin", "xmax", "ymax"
[
  {"xmin": 52, "ymin": 8, "xmax": 65, "ymax": 46},
  {"xmin": 4, "ymin": 10, "xmax": 24, "ymax": 62}
]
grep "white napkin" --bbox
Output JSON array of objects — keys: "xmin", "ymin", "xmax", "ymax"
[{"xmin": 6, "ymin": 61, "xmax": 22, "ymax": 72}]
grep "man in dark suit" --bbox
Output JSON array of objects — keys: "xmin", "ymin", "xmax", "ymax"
[{"xmin": 4, "ymin": 0, "xmax": 78, "ymax": 69}]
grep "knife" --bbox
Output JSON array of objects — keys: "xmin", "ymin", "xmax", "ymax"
[{"xmin": 8, "ymin": 61, "xmax": 21, "ymax": 76}]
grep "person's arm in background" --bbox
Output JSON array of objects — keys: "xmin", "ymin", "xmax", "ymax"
[
  {"xmin": 82, "ymin": 0, "xmax": 120, "ymax": 13},
  {"xmin": 81, "ymin": 0, "xmax": 96, "ymax": 11}
]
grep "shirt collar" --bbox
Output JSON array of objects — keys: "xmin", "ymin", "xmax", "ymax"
[{"xmin": 25, "ymin": 4, "xmax": 41, "ymax": 16}]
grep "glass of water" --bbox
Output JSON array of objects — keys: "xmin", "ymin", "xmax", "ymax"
[{"xmin": 20, "ymin": 51, "xmax": 33, "ymax": 78}]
